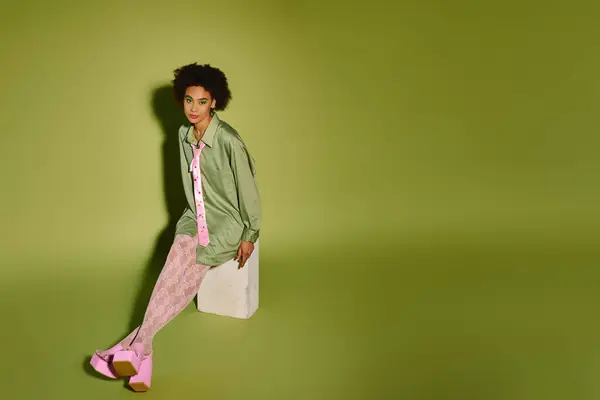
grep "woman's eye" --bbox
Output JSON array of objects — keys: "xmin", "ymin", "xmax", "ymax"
[
  {"xmin": 201, "ymin": 101, "xmax": 207, "ymax": 105},
  {"xmin": 186, "ymin": 98, "xmax": 192, "ymax": 103}
]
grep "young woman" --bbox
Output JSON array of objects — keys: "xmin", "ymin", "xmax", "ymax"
[{"xmin": 89, "ymin": 63, "xmax": 262, "ymax": 392}]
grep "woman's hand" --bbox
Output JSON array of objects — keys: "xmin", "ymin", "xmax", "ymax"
[{"xmin": 235, "ymin": 241, "xmax": 254, "ymax": 269}]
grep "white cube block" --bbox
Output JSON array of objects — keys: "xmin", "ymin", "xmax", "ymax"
[{"xmin": 196, "ymin": 240, "xmax": 259, "ymax": 319}]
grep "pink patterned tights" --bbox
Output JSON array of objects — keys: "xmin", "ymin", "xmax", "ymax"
[{"xmin": 96, "ymin": 234, "xmax": 209, "ymax": 359}]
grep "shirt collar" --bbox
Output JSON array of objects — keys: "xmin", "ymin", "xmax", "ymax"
[{"xmin": 185, "ymin": 112, "xmax": 220, "ymax": 148}]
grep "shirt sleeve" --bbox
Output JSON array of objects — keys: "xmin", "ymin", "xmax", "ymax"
[{"xmin": 229, "ymin": 139, "xmax": 261, "ymax": 243}]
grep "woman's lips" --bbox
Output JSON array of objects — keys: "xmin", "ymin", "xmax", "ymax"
[{"xmin": 190, "ymin": 114, "xmax": 199, "ymax": 119}]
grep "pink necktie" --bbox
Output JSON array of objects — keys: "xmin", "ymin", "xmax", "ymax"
[{"xmin": 189, "ymin": 142, "xmax": 210, "ymax": 246}]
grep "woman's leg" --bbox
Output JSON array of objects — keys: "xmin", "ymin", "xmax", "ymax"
[{"xmin": 96, "ymin": 234, "xmax": 209, "ymax": 359}]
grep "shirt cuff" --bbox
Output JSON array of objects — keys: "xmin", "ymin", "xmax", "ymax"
[{"xmin": 241, "ymin": 227, "xmax": 259, "ymax": 243}]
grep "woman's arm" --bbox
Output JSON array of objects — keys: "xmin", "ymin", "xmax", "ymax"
[{"xmin": 229, "ymin": 139, "xmax": 261, "ymax": 243}]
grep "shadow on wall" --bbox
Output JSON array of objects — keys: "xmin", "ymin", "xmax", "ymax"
[{"xmin": 125, "ymin": 84, "xmax": 187, "ymax": 333}]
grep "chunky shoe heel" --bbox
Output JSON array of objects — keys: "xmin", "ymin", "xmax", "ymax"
[
  {"xmin": 90, "ymin": 344, "xmax": 123, "ymax": 379},
  {"xmin": 128, "ymin": 353, "xmax": 153, "ymax": 392},
  {"xmin": 111, "ymin": 350, "xmax": 141, "ymax": 376}
]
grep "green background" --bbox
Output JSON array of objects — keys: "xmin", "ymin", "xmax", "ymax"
[{"xmin": 1, "ymin": 0, "xmax": 599, "ymax": 398}]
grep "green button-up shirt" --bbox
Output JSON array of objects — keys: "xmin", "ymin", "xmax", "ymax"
[{"xmin": 175, "ymin": 112, "xmax": 261, "ymax": 266}]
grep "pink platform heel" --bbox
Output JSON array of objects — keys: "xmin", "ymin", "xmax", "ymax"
[
  {"xmin": 128, "ymin": 353, "xmax": 153, "ymax": 392},
  {"xmin": 111, "ymin": 343, "xmax": 145, "ymax": 377},
  {"xmin": 89, "ymin": 343, "xmax": 123, "ymax": 379}
]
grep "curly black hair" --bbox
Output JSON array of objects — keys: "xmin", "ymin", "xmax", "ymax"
[{"xmin": 171, "ymin": 63, "xmax": 232, "ymax": 111}]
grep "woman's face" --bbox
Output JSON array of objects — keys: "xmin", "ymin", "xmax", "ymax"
[{"xmin": 183, "ymin": 86, "xmax": 216, "ymax": 124}]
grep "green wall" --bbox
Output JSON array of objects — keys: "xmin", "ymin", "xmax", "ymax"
[{"xmin": 1, "ymin": 0, "xmax": 599, "ymax": 399}]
